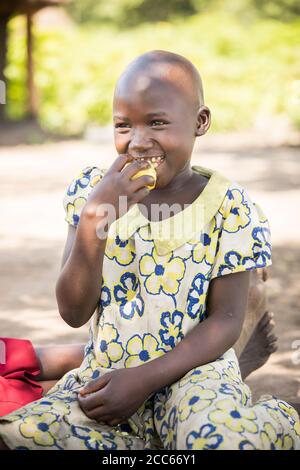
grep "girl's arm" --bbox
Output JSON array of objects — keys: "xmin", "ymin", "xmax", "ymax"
[
  {"xmin": 56, "ymin": 155, "xmax": 152, "ymax": 329},
  {"xmin": 56, "ymin": 208, "xmax": 108, "ymax": 328},
  {"xmin": 139, "ymin": 270, "xmax": 250, "ymax": 394}
]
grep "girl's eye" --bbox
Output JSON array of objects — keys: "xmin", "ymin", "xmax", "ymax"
[
  {"xmin": 115, "ymin": 123, "xmax": 130, "ymax": 128},
  {"xmin": 151, "ymin": 120, "xmax": 166, "ymax": 126}
]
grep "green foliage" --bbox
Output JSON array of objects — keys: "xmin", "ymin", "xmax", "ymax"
[
  {"xmin": 5, "ymin": 12, "xmax": 300, "ymax": 135},
  {"xmin": 253, "ymin": 0, "xmax": 300, "ymax": 21},
  {"xmin": 67, "ymin": 0, "xmax": 300, "ymax": 26},
  {"xmin": 67, "ymin": 0, "xmax": 197, "ymax": 26}
]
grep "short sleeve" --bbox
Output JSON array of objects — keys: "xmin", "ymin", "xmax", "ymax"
[
  {"xmin": 62, "ymin": 166, "xmax": 107, "ymax": 227},
  {"xmin": 211, "ymin": 185, "xmax": 272, "ymax": 279}
]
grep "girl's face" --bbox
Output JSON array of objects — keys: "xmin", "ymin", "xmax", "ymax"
[{"xmin": 113, "ymin": 75, "xmax": 201, "ymax": 189}]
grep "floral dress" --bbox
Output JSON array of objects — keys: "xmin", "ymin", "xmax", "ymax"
[{"xmin": 0, "ymin": 164, "xmax": 299, "ymax": 450}]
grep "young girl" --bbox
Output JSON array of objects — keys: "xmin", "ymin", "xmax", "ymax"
[{"xmin": 0, "ymin": 50, "xmax": 299, "ymax": 450}]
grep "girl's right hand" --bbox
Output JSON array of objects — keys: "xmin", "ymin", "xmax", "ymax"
[{"xmin": 84, "ymin": 154, "xmax": 154, "ymax": 222}]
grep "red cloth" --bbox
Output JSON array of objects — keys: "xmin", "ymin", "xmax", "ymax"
[{"xmin": 0, "ymin": 338, "xmax": 43, "ymax": 416}]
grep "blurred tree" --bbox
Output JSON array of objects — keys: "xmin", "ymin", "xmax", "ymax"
[
  {"xmin": 253, "ymin": 0, "xmax": 300, "ymax": 21},
  {"xmin": 67, "ymin": 0, "xmax": 300, "ymax": 26},
  {"xmin": 67, "ymin": 0, "xmax": 197, "ymax": 26}
]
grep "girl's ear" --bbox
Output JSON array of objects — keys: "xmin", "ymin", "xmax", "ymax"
[{"xmin": 195, "ymin": 106, "xmax": 211, "ymax": 137}]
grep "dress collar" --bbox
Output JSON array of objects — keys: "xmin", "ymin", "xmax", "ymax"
[{"xmin": 111, "ymin": 165, "xmax": 231, "ymax": 255}]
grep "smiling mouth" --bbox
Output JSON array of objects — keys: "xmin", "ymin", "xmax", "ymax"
[{"xmin": 131, "ymin": 155, "xmax": 165, "ymax": 169}]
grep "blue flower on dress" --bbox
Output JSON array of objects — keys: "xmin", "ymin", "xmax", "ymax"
[
  {"xmin": 179, "ymin": 386, "xmax": 217, "ymax": 422},
  {"xmin": 96, "ymin": 285, "xmax": 111, "ymax": 324},
  {"xmin": 215, "ymin": 248, "xmax": 263, "ymax": 277},
  {"xmin": 190, "ymin": 230, "xmax": 217, "ymax": 268},
  {"xmin": 178, "ymin": 365, "xmax": 221, "ymax": 388},
  {"xmin": 96, "ymin": 323, "xmax": 124, "ymax": 368},
  {"xmin": 239, "ymin": 439, "xmax": 256, "ymax": 450},
  {"xmin": 100, "ymin": 285, "xmax": 111, "ymax": 308},
  {"xmin": 221, "ymin": 188, "xmax": 251, "ymax": 233},
  {"xmin": 159, "ymin": 406, "xmax": 178, "ymax": 450},
  {"xmin": 218, "ymin": 382, "xmax": 246, "ymax": 404},
  {"xmin": 159, "ymin": 310, "xmax": 184, "ymax": 349},
  {"xmin": 19, "ymin": 412, "xmax": 63, "ymax": 449},
  {"xmin": 105, "ymin": 236, "xmax": 136, "ymax": 266},
  {"xmin": 209, "ymin": 399, "xmax": 258, "ymax": 434},
  {"xmin": 64, "ymin": 197, "xmax": 87, "ymax": 227},
  {"xmin": 222, "ymin": 360, "xmax": 244, "ymax": 386},
  {"xmin": 139, "ymin": 248, "xmax": 185, "ymax": 297},
  {"xmin": 66, "ymin": 166, "xmax": 95, "ymax": 196},
  {"xmin": 71, "ymin": 425, "xmax": 117, "ymax": 450},
  {"xmin": 105, "ymin": 235, "xmax": 136, "ymax": 266},
  {"xmin": 31, "ymin": 399, "xmax": 70, "ymax": 416},
  {"xmin": 186, "ymin": 273, "xmax": 209, "ymax": 320},
  {"xmin": 251, "ymin": 226, "xmax": 271, "ymax": 267},
  {"xmin": 114, "ymin": 272, "xmax": 144, "ymax": 319},
  {"xmin": 186, "ymin": 423, "xmax": 223, "ymax": 450},
  {"xmin": 125, "ymin": 333, "xmax": 165, "ymax": 367},
  {"xmin": 262, "ymin": 399, "xmax": 300, "ymax": 424}
]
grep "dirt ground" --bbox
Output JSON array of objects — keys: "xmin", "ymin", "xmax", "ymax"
[{"xmin": 0, "ymin": 133, "xmax": 299, "ymax": 402}]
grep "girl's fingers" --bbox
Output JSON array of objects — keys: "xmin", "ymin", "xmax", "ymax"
[
  {"xmin": 130, "ymin": 186, "xmax": 151, "ymax": 204},
  {"xmin": 78, "ymin": 384, "xmax": 109, "ymax": 411},
  {"xmin": 84, "ymin": 405, "xmax": 107, "ymax": 421},
  {"xmin": 79, "ymin": 373, "xmax": 111, "ymax": 396},
  {"xmin": 106, "ymin": 154, "xmax": 131, "ymax": 175},
  {"xmin": 121, "ymin": 160, "xmax": 150, "ymax": 179}
]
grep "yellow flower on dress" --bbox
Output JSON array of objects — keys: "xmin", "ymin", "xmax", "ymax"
[
  {"xmin": 78, "ymin": 357, "xmax": 99, "ymax": 381},
  {"xmin": 294, "ymin": 420, "xmax": 300, "ymax": 437},
  {"xmin": 20, "ymin": 413, "xmax": 60, "ymax": 447},
  {"xmin": 32, "ymin": 400, "xmax": 70, "ymax": 416},
  {"xmin": 222, "ymin": 361, "xmax": 243, "ymax": 385},
  {"xmin": 65, "ymin": 196, "xmax": 87, "ymax": 227},
  {"xmin": 179, "ymin": 386, "xmax": 217, "ymax": 422},
  {"xmin": 125, "ymin": 333, "xmax": 165, "ymax": 367},
  {"xmin": 105, "ymin": 236, "xmax": 135, "ymax": 266},
  {"xmin": 179, "ymin": 365, "xmax": 221, "ymax": 388},
  {"xmin": 260, "ymin": 422, "xmax": 294, "ymax": 449},
  {"xmin": 96, "ymin": 323, "xmax": 124, "ymax": 368},
  {"xmin": 221, "ymin": 188, "xmax": 251, "ymax": 233},
  {"xmin": 159, "ymin": 407, "xmax": 177, "ymax": 450},
  {"xmin": 139, "ymin": 248, "xmax": 185, "ymax": 295},
  {"xmin": 72, "ymin": 425, "xmax": 117, "ymax": 450},
  {"xmin": 209, "ymin": 399, "xmax": 258, "ymax": 433},
  {"xmin": 191, "ymin": 225, "xmax": 218, "ymax": 267}
]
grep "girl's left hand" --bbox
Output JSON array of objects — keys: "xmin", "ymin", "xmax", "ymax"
[{"xmin": 77, "ymin": 367, "xmax": 153, "ymax": 426}]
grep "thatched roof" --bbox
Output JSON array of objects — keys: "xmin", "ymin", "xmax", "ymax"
[{"xmin": 0, "ymin": 0, "xmax": 68, "ymax": 16}]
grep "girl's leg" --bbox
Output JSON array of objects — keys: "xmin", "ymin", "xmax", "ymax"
[
  {"xmin": 39, "ymin": 379, "xmax": 60, "ymax": 395},
  {"xmin": 238, "ymin": 311, "xmax": 277, "ymax": 380},
  {"xmin": 35, "ymin": 343, "xmax": 85, "ymax": 383},
  {"xmin": 234, "ymin": 268, "xmax": 268, "ymax": 358}
]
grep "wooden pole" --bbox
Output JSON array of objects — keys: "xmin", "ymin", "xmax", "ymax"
[
  {"xmin": 0, "ymin": 15, "xmax": 9, "ymax": 121},
  {"xmin": 26, "ymin": 10, "xmax": 38, "ymax": 118}
]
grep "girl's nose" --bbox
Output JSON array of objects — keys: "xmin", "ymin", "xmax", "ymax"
[{"xmin": 128, "ymin": 129, "xmax": 153, "ymax": 154}]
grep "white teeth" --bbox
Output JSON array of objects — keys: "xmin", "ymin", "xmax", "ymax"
[{"xmin": 133, "ymin": 156, "xmax": 164, "ymax": 163}]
